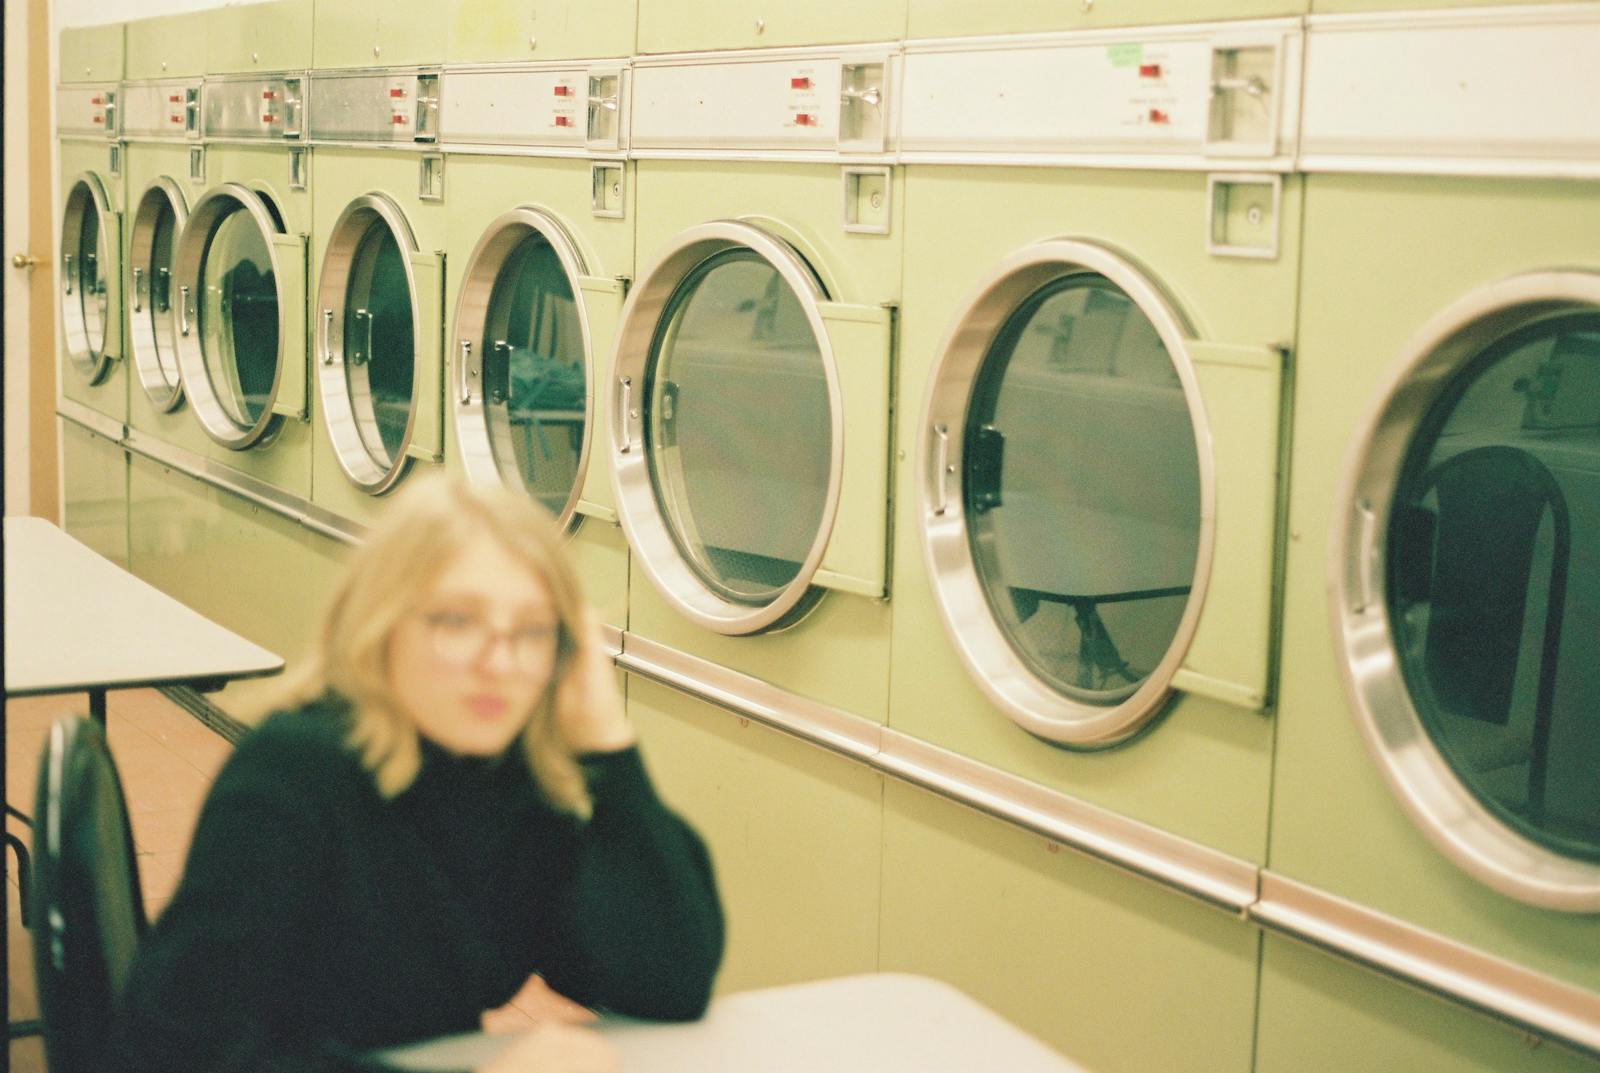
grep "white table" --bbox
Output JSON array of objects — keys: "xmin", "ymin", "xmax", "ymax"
[
  {"xmin": 379, "ymin": 974, "xmax": 1090, "ymax": 1073},
  {"xmin": 3, "ymin": 516, "xmax": 284, "ymax": 726}
]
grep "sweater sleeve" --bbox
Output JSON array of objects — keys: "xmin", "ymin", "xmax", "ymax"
[
  {"xmin": 537, "ymin": 747, "xmax": 725, "ymax": 1022},
  {"xmin": 105, "ymin": 723, "xmax": 415, "ymax": 1073}
]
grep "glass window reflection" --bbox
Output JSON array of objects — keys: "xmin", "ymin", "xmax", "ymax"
[
  {"xmin": 645, "ymin": 250, "xmax": 831, "ymax": 604},
  {"xmin": 148, "ymin": 201, "xmax": 181, "ymax": 390},
  {"xmin": 343, "ymin": 220, "xmax": 415, "ymax": 469},
  {"xmin": 199, "ymin": 206, "xmax": 279, "ymax": 428},
  {"xmin": 1387, "ymin": 312, "xmax": 1600, "ymax": 861},
  {"xmin": 482, "ymin": 232, "xmax": 586, "ymax": 516},
  {"xmin": 965, "ymin": 275, "xmax": 1201, "ymax": 704}
]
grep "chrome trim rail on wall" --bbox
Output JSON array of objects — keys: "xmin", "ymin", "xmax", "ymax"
[
  {"xmin": 1253, "ymin": 873, "xmax": 1600, "ymax": 1061},
  {"xmin": 56, "ymin": 401, "xmax": 126, "ymax": 443}
]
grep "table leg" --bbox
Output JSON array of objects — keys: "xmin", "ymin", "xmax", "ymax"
[{"xmin": 89, "ymin": 688, "xmax": 107, "ymax": 727}]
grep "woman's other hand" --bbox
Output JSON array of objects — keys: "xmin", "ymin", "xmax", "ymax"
[
  {"xmin": 481, "ymin": 975, "xmax": 598, "ymax": 1034},
  {"xmin": 476, "ymin": 1023, "xmax": 619, "ymax": 1073},
  {"xmin": 553, "ymin": 611, "xmax": 636, "ymax": 755}
]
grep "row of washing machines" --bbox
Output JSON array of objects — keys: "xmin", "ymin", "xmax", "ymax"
[{"xmin": 55, "ymin": 2, "xmax": 1600, "ymax": 1072}]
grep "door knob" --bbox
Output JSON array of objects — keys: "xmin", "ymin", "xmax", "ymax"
[{"xmin": 11, "ymin": 253, "xmax": 42, "ymax": 269}]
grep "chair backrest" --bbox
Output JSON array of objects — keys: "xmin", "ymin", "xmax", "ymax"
[{"xmin": 29, "ymin": 715, "xmax": 148, "ymax": 1073}]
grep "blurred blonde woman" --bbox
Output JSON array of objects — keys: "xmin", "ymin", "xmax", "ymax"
[{"xmin": 108, "ymin": 475, "xmax": 723, "ymax": 1073}]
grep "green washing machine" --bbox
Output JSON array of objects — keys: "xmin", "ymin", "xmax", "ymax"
[
  {"xmin": 56, "ymin": 23, "xmax": 128, "ymax": 566},
  {"xmin": 304, "ymin": 63, "xmax": 449, "ymax": 530},
  {"xmin": 121, "ymin": 13, "xmax": 209, "ymax": 461},
  {"xmin": 439, "ymin": 18, "xmax": 636, "ymax": 629},
  {"xmin": 883, "ymin": 20, "xmax": 1299, "ymax": 1072},
  {"xmin": 608, "ymin": 43, "xmax": 900, "ymax": 993},
  {"xmin": 1258, "ymin": 7, "xmax": 1600, "ymax": 1072}
]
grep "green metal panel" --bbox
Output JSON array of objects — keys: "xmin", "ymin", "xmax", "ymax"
[
  {"xmin": 880, "ymin": 781, "xmax": 1259, "ymax": 1073},
  {"xmin": 888, "ymin": 167, "xmax": 1298, "ymax": 858},
  {"xmin": 1256, "ymin": 936, "xmax": 1600, "ymax": 1073},
  {"xmin": 815, "ymin": 302, "xmax": 892, "ymax": 600},
  {"xmin": 125, "ymin": 13, "xmax": 208, "ymax": 79},
  {"xmin": 908, "ymin": 0, "xmax": 1307, "ymax": 39},
  {"xmin": 314, "ymin": 0, "xmax": 449, "ymax": 69},
  {"xmin": 59, "ymin": 140, "xmax": 128, "ymax": 426},
  {"xmin": 405, "ymin": 253, "xmax": 447, "ymax": 463},
  {"xmin": 1172, "ymin": 341, "xmax": 1286, "ymax": 711},
  {"xmin": 1273, "ymin": 174, "xmax": 1600, "ymax": 988},
  {"xmin": 206, "ymin": 0, "xmax": 312, "ymax": 75},
  {"xmin": 576, "ymin": 275, "xmax": 626, "ymax": 521},
  {"xmin": 626, "ymin": 679, "xmax": 883, "ymax": 994},
  {"xmin": 60, "ymin": 24, "xmax": 125, "ymax": 84},
  {"xmin": 127, "ymin": 451, "xmax": 347, "ymax": 728},
  {"xmin": 567, "ymin": 519, "xmax": 630, "ymax": 632},
  {"xmin": 447, "ymin": 0, "xmax": 637, "ymax": 64},
  {"xmin": 1312, "ymin": 0, "xmax": 1557, "ymax": 10},
  {"xmin": 637, "ymin": 0, "xmax": 904, "ymax": 54},
  {"xmin": 62, "ymin": 421, "xmax": 129, "ymax": 569}
]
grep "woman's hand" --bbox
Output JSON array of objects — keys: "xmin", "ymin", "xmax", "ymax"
[
  {"xmin": 553, "ymin": 610, "xmax": 636, "ymax": 755},
  {"xmin": 481, "ymin": 975, "xmax": 597, "ymax": 1034},
  {"xmin": 476, "ymin": 1023, "xmax": 619, "ymax": 1073}
]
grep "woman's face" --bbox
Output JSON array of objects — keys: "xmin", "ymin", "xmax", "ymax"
[{"xmin": 387, "ymin": 532, "xmax": 561, "ymax": 757}]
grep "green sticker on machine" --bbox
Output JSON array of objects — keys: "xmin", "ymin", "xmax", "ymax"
[{"xmin": 1107, "ymin": 43, "xmax": 1144, "ymax": 67}]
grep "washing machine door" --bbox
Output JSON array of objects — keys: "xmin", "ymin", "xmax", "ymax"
[
  {"xmin": 127, "ymin": 178, "xmax": 188, "ymax": 412},
  {"xmin": 316, "ymin": 194, "xmax": 431, "ymax": 494},
  {"xmin": 610, "ymin": 221, "xmax": 849, "ymax": 636},
  {"xmin": 60, "ymin": 173, "xmax": 122, "ymax": 387},
  {"xmin": 918, "ymin": 240, "xmax": 1215, "ymax": 748},
  {"xmin": 453, "ymin": 209, "xmax": 600, "ymax": 523},
  {"xmin": 172, "ymin": 183, "xmax": 305, "ymax": 450},
  {"xmin": 1334, "ymin": 272, "xmax": 1600, "ymax": 911}
]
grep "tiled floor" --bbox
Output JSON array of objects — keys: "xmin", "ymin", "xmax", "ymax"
[{"xmin": 6, "ymin": 687, "xmax": 544, "ymax": 1072}]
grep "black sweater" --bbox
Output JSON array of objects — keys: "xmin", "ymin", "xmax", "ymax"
[{"xmin": 106, "ymin": 699, "xmax": 723, "ymax": 1073}]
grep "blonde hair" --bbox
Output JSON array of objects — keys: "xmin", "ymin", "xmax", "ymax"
[{"xmin": 274, "ymin": 474, "xmax": 591, "ymax": 816}]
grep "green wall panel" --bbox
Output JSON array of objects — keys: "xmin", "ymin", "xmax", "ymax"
[
  {"xmin": 60, "ymin": 24, "xmax": 125, "ymax": 84},
  {"xmin": 125, "ymin": 13, "xmax": 208, "ymax": 79},
  {"xmin": 626, "ymin": 679, "xmax": 883, "ymax": 995},
  {"xmin": 62, "ymin": 422, "xmax": 129, "ymax": 569},
  {"xmin": 315, "ymin": 0, "xmax": 450, "ymax": 68},
  {"xmin": 206, "ymin": 0, "xmax": 313, "ymax": 74},
  {"xmin": 1256, "ymin": 936, "xmax": 1600, "ymax": 1073},
  {"xmin": 879, "ymin": 781, "xmax": 1259, "ymax": 1073},
  {"xmin": 637, "ymin": 0, "xmax": 904, "ymax": 54},
  {"xmin": 448, "ymin": 0, "xmax": 636, "ymax": 63},
  {"xmin": 908, "ymin": 0, "xmax": 1307, "ymax": 40}
]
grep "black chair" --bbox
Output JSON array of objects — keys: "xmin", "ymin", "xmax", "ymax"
[{"xmin": 28, "ymin": 715, "xmax": 148, "ymax": 1073}]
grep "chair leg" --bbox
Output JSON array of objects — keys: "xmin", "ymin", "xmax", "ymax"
[{"xmin": 5, "ymin": 832, "xmax": 29, "ymax": 929}]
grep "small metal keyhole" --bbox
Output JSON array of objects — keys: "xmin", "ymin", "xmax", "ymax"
[
  {"xmin": 611, "ymin": 182, "xmax": 622, "ymax": 199},
  {"xmin": 1247, "ymin": 205, "xmax": 1264, "ymax": 226},
  {"xmin": 754, "ymin": 17, "xmax": 765, "ymax": 33},
  {"xmin": 1081, "ymin": 0, "xmax": 1094, "ymax": 10},
  {"xmin": 251, "ymin": 52, "xmax": 259, "ymax": 64},
  {"xmin": 528, "ymin": 36, "xmax": 538, "ymax": 50},
  {"xmin": 869, "ymin": 191, "xmax": 883, "ymax": 210},
  {"xmin": 372, "ymin": 45, "xmax": 381, "ymax": 58},
  {"xmin": 490, "ymin": 388, "xmax": 505, "ymax": 404}
]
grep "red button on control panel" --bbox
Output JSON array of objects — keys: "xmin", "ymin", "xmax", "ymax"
[
  {"xmin": 794, "ymin": 113, "xmax": 817, "ymax": 126},
  {"xmin": 1148, "ymin": 108, "xmax": 1171, "ymax": 124},
  {"xmin": 1139, "ymin": 64, "xmax": 1163, "ymax": 79},
  {"xmin": 554, "ymin": 85, "xmax": 574, "ymax": 97},
  {"xmin": 262, "ymin": 90, "xmax": 277, "ymax": 100},
  {"xmin": 555, "ymin": 115, "xmax": 574, "ymax": 128},
  {"xmin": 390, "ymin": 87, "xmax": 406, "ymax": 99},
  {"xmin": 791, "ymin": 77, "xmax": 812, "ymax": 90}
]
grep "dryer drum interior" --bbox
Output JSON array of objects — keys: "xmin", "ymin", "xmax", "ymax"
[
  {"xmin": 60, "ymin": 174, "xmax": 119, "ymax": 385},
  {"xmin": 453, "ymin": 208, "xmax": 595, "ymax": 523},
  {"xmin": 1337, "ymin": 273, "xmax": 1600, "ymax": 911},
  {"xmin": 128, "ymin": 178, "xmax": 187, "ymax": 412},
  {"xmin": 920, "ymin": 240, "xmax": 1215, "ymax": 749},
  {"xmin": 317, "ymin": 195, "xmax": 424, "ymax": 493}
]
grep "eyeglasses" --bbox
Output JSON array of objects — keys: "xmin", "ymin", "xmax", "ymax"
[{"xmin": 420, "ymin": 610, "xmax": 558, "ymax": 674}]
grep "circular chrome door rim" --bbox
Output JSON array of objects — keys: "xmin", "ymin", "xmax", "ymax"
[
  {"xmin": 60, "ymin": 173, "xmax": 116, "ymax": 386},
  {"xmin": 450, "ymin": 207, "xmax": 597, "ymax": 527},
  {"xmin": 171, "ymin": 183, "xmax": 290, "ymax": 450},
  {"xmin": 610, "ymin": 220, "xmax": 845, "ymax": 636},
  {"xmin": 315, "ymin": 193, "xmax": 423, "ymax": 495},
  {"xmin": 128, "ymin": 177, "xmax": 189, "ymax": 412},
  {"xmin": 1331, "ymin": 269, "xmax": 1600, "ymax": 911},
  {"xmin": 917, "ymin": 238, "xmax": 1217, "ymax": 747}
]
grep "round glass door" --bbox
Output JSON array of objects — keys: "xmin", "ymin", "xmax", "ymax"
[
  {"xmin": 316, "ymin": 195, "xmax": 422, "ymax": 493},
  {"xmin": 172, "ymin": 183, "xmax": 291, "ymax": 449},
  {"xmin": 611, "ymin": 221, "xmax": 842, "ymax": 635},
  {"xmin": 452, "ymin": 209, "xmax": 593, "ymax": 521},
  {"xmin": 128, "ymin": 179, "xmax": 188, "ymax": 411},
  {"xmin": 920, "ymin": 240, "xmax": 1213, "ymax": 747},
  {"xmin": 1335, "ymin": 271, "xmax": 1600, "ymax": 910},
  {"xmin": 60, "ymin": 174, "xmax": 118, "ymax": 385}
]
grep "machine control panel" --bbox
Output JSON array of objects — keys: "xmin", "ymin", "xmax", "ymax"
[
  {"xmin": 439, "ymin": 64, "xmax": 629, "ymax": 152},
  {"xmin": 205, "ymin": 75, "xmax": 304, "ymax": 140},
  {"xmin": 899, "ymin": 21, "xmax": 1299, "ymax": 165},
  {"xmin": 306, "ymin": 69, "xmax": 441, "ymax": 143},
  {"xmin": 56, "ymin": 86, "xmax": 120, "ymax": 138},
  {"xmin": 121, "ymin": 80, "xmax": 203, "ymax": 140},
  {"xmin": 630, "ymin": 48, "xmax": 895, "ymax": 156}
]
